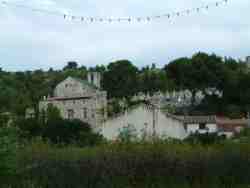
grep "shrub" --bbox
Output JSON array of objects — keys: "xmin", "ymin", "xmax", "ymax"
[
  {"xmin": 43, "ymin": 119, "xmax": 103, "ymax": 146},
  {"xmin": 117, "ymin": 124, "xmax": 138, "ymax": 143},
  {"xmin": 225, "ymin": 104, "xmax": 243, "ymax": 119},
  {"xmin": 14, "ymin": 117, "xmax": 43, "ymax": 140},
  {"xmin": 184, "ymin": 132, "xmax": 225, "ymax": 145},
  {"xmin": 14, "ymin": 141, "xmax": 250, "ymax": 188},
  {"xmin": 0, "ymin": 127, "xmax": 18, "ymax": 185}
]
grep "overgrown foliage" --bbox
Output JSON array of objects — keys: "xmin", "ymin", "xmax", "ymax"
[
  {"xmin": 0, "ymin": 127, "xmax": 18, "ymax": 186},
  {"xmin": 5, "ymin": 140, "xmax": 250, "ymax": 188},
  {"xmin": 1, "ymin": 52, "xmax": 249, "ymax": 118}
]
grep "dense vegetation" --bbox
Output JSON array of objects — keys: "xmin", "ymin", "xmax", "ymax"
[
  {"xmin": 1, "ymin": 134, "xmax": 250, "ymax": 188},
  {"xmin": 0, "ymin": 52, "xmax": 249, "ymax": 118}
]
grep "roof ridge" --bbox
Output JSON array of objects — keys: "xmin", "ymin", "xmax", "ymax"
[{"xmin": 70, "ymin": 76, "xmax": 98, "ymax": 89}]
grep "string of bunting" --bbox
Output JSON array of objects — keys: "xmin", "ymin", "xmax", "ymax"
[{"xmin": 0, "ymin": 0, "xmax": 229, "ymax": 23}]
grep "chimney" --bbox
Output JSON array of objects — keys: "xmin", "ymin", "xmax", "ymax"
[{"xmin": 87, "ymin": 72, "xmax": 101, "ymax": 89}]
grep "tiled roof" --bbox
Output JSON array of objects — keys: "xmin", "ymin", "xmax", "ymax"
[
  {"xmin": 216, "ymin": 117, "xmax": 249, "ymax": 132},
  {"xmin": 183, "ymin": 116, "xmax": 216, "ymax": 124},
  {"xmin": 216, "ymin": 117, "xmax": 248, "ymax": 126},
  {"xmin": 46, "ymin": 96, "xmax": 91, "ymax": 101}
]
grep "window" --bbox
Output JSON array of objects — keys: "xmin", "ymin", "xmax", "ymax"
[
  {"xmin": 83, "ymin": 108, "xmax": 87, "ymax": 119},
  {"xmin": 67, "ymin": 109, "xmax": 74, "ymax": 119},
  {"xmin": 199, "ymin": 123, "xmax": 206, "ymax": 130},
  {"xmin": 91, "ymin": 73, "xmax": 94, "ymax": 83},
  {"xmin": 92, "ymin": 109, "xmax": 95, "ymax": 118},
  {"xmin": 184, "ymin": 124, "xmax": 188, "ymax": 131}
]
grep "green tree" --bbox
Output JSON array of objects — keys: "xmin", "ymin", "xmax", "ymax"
[
  {"xmin": 46, "ymin": 104, "xmax": 61, "ymax": 122},
  {"xmin": 103, "ymin": 60, "xmax": 138, "ymax": 99},
  {"xmin": 14, "ymin": 117, "xmax": 43, "ymax": 140},
  {"xmin": 165, "ymin": 52, "xmax": 225, "ymax": 106},
  {"xmin": 138, "ymin": 67, "xmax": 171, "ymax": 95},
  {"xmin": 43, "ymin": 119, "xmax": 103, "ymax": 146},
  {"xmin": 63, "ymin": 61, "xmax": 78, "ymax": 70}
]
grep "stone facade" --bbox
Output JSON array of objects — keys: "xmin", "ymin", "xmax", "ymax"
[{"xmin": 39, "ymin": 73, "xmax": 107, "ymax": 129}]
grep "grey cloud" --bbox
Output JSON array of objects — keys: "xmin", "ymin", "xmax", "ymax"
[{"xmin": 0, "ymin": 0, "xmax": 249, "ymax": 71}]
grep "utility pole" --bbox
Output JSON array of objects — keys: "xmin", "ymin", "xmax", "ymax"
[
  {"xmin": 152, "ymin": 106, "xmax": 156, "ymax": 137},
  {"xmin": 144, "ymin": 100, "xmax": 158, "ymax": 138}
]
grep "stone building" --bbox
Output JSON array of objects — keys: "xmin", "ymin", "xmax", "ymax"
[
  {"xmin": 39, "ymin": 72, "xmax": 107, "ymax": 129},
  {"xmin": 101, "ymin": 104, "xmax": 248, "ymax": 140}
]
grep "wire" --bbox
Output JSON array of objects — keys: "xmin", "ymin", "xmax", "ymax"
[{"xmin": 0, "ymin": 0, "xmax": 229, "ymax": 23}]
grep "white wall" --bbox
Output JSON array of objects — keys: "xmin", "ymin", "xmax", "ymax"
[
  {"xmin": 186, "ymin": 123, "xmax": 217, "ymax": 134},
  {"xmin": 100, "ymin": 106, "xmax": 188, "ymax": 140}
]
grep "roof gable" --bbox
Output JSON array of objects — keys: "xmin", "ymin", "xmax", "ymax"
[
  {"xmin": 61, "ymin": 76, "xmax": 98, "ymax": 90},
  {"xmin": 73, "ymin": 77, "xmax": 98, "ymax": 90}
]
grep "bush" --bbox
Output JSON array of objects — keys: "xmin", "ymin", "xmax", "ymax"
[
  {"xmin": 14, "ymin": 117, "xmax": 43, "ymax": 140},
  {"xmin": 225, "ymin": 104, "xmax": 243, "ymax": 119},
  {"xmin": 184, "ymin": 132, "xmax": 226, "ymax": 145},
  {"xmin": 0, "ymin": 127, "xmax": 18, "ymax": 185},
  {"xmin": 117, "ymin": 124, "xmax": 138, "ymax": 143},
  {"xmin": 13, "ymin": 141, "xmax": 250, "ymax": 188},
  {"xmin": 43, "ymin": 119, "xmax": 103, "ymax": 146}
]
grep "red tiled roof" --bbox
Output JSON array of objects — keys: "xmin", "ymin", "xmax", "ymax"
[
  {"xmin": 46, "ymin": 96, "xmax": 91, "ymax": 101},
  {"xmin": 216, "ymin": 117, "xmax": 248, "ymax": 132}
]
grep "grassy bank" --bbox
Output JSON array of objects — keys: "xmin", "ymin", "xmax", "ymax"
[{"xmin": 4, "ymin": 140, "xmax": 249, "ymax": 188}]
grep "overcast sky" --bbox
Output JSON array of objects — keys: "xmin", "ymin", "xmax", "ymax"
[{"xmin": 0, "ymin": 0, "xmax": 249, "ymax": 71}]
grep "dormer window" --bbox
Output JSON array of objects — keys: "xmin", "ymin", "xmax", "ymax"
[{"xmin": 65, "ymin": 84, "xmax": 68, "ymax": 88}]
